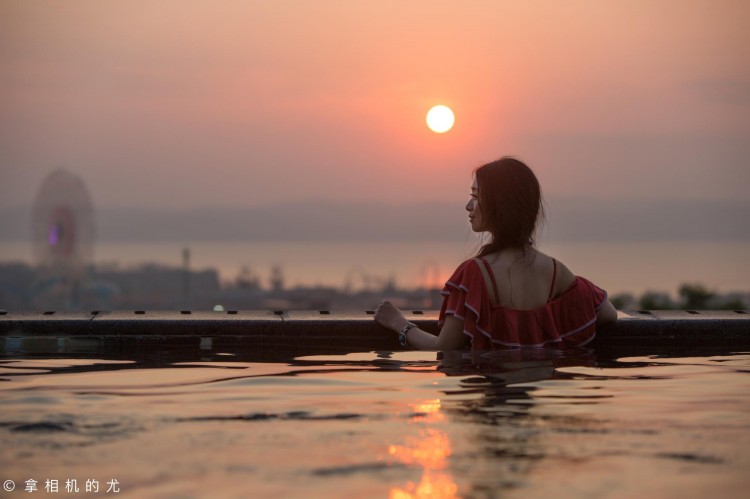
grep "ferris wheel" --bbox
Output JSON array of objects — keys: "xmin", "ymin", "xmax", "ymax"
[{"xmin": 31, "ymin": 169, "xmax": 95, "ymax": 269}]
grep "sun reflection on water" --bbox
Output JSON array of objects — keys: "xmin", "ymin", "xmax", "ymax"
[
  {"xmin": 411, "ymin": 398, "xmax": 445, "ymax": 423},
  {"xmin": 388, "ymin": 399, "xmax": 458, "ymax": 499}
]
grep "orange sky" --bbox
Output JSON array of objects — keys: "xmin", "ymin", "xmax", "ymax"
[{"xmin": 1, "ymin": 0, "xmax": 748, "ymax": 210}]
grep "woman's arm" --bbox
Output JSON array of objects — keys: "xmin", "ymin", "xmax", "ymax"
[
  {"xmin": 596, "ymin": 299, "xmax": 618, "ymax": 325},
  {"xmin": 374, "ymin": 300, "xmax": 467, "ymax": 350}
]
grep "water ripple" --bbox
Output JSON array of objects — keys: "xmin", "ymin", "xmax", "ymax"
[{"xmin": 178, "ymin": 411, "xmax": 365, "ymax": 423}]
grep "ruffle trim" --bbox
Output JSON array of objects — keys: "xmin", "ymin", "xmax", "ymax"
[{"xmin": 438, "ymin": 260, "xmax": 607, "ymax": 350}]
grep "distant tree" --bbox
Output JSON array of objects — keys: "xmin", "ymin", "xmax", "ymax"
[
  {"xmin": 717, "ymin": 297, "xmax": 747, "ymax": 310},
  {"xmin": 610, "ymin": 293, "xmax": 635, "ymax": 309},
  {"xmin": 678, "ymin": 283, "xmax": 714, "ymax": 309},
  {"xmin": 639, "ymin": 291, "xmax": 675, "ymax": 310}
]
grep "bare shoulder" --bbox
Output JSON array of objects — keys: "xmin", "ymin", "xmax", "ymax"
[
  {"xmin": 552, "ymin": 257, "xmax": 575, "ymax": 280},
  {"xmin": 535, "ymin": 250, "xmax": 575, "ymax": 293}
]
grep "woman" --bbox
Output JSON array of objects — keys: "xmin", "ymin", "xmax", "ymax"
[{"xmin": 374, "ymin": 156, "xmax": 617, "ymax": 350}]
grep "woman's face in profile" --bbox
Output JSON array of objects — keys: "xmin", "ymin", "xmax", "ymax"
[{"xmin": 466, "ymin": 177, "xmax": 484, "ymax": 232}]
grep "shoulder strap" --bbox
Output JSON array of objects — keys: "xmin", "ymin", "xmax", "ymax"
[
  {"xmin": 474, "ymin": 258, "xmax": 499, "ymax": 307},
  {"xmin": 547, "ymin": 258, "xmax": 558, "ymax": 302}
]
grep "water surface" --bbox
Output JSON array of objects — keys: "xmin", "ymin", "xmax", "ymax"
[{"xmin": 1, "ymin": 348, "xmax": 748, "ymax": 498}]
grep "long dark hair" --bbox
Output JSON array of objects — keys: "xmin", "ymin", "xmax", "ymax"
[{"xmin": 474, "ymin": 157, "xmax": 545, "ymax": 257}]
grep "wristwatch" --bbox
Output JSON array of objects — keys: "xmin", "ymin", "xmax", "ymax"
[{"xmin": 399, "ymin": 322, "xmax": 417, "ymax": 346}]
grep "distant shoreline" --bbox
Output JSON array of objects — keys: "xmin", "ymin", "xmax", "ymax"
[{"xmin": 2, "ymin": 240, "xmax": 749, "ymax": 300}]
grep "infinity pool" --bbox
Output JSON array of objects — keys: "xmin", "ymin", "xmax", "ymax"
[{"xmin": 1, "ymin": 347, "xmax": 748, "ymax": 498}]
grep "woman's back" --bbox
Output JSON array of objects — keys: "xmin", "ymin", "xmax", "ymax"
[{"xmin": 481, "ymin": 248, "xmax": 576, "ymax": 310}]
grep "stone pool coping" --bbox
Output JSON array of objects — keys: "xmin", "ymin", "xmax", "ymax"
[{"xmin": 1, "ymin": 309, "xmax": 748, "ymax": 357}]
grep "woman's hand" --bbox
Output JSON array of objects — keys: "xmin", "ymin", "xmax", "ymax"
[{"xmin": 374, "ymin": 300, "xmax": 409, "ymax": 332}]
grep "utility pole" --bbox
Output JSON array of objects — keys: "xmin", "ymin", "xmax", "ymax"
[{"xmin": 182, "ymin": 247, "xmax": 190, "ymax": 308}]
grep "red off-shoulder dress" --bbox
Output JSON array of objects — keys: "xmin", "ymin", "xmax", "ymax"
[{"xmin": 438, "ymin": 258, "xmax": 608, "ymax": 350}]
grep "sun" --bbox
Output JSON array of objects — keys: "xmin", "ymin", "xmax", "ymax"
[{"xmin": 426, "ymin": 105, "xmax": 455, "ymax": 133}]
